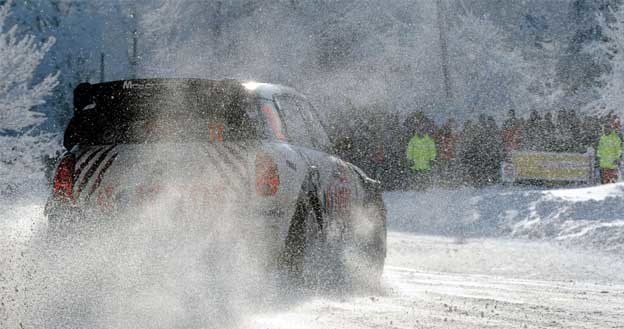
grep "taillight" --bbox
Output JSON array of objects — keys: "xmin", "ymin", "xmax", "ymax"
[
  {"xmin": 256, "ymin": 152, "xmax": 280, "ymax": 196},
  {"xmin": 53, "ymin": 154, "xmax": 76, "ymax": 201}
]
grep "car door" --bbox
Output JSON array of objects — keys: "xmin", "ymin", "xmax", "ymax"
[
  {"xmin": 273, "ymin": 94, "xmax": 365, "ymax": 238},
  {"xmin": 254, "ymin": 97, "xmax": 309, "ymax": 243}
]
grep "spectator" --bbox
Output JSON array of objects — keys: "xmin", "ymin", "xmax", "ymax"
[
  {"xmin": 459, "ymin": 119, "xmax": 478, "ymax": 186},
  {"xmin": 383, "ymin": 112, "xmax": 405, "ymax": 190},
  {"xmin": 406, "ymin": 121, "xmax": 437, "ymax": 190},
  {"xmin": 555, "ymin": 109, "xmax": 583, "ymax": 153},
  {"xmin": 462, "ymin": 116, "xmax": 499, "ymax": 186},
  {"xmin": 460, "ymin": 115, "xmax": 504, "ymax": 187},
  {"xmin": 567, "ymin": 109, "xmax": 583, "ymax": 152},
  {"xmin": 540, "ymin": 112, "xmax": 556, "ymax": 152},
  {"xmin": 597, "ymin": 116, "xmax": 622, "ymax": 184},
  {"xmin": 435, "ymin": 119, "xmax": 459, "ymax": 162},
  {"xmin": 523, "ymin": 109, "xmax": 542, "ymax": 151},
  {"xmin": 480, "ymin": 115, "xmax": 504, "ymax": 185},
  {"xmin": 579, "ymin": 112, "xmax": 602, "ymax": 152},
  {"xmin": 502, "ymin": 109, "xmax": 523, "ymax": 158},
  {"xmin": 435, "ymin": 118, "xmax": 460, "ymax": 184},
  {"xmin": 367, "ymin": 110, "xmax": 386, "ymax": 182}
]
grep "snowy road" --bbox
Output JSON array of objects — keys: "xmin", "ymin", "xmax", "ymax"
[
  {"xmin": 247, "ymin": 233, "xmax": 624, "ymax": 329},
  {"xmin": 2, "ymin": 200, "xmax": 624, "ymax": 328}
]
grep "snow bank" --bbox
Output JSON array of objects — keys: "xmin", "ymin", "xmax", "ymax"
[{"xmin": 384, "ymin": 183, "xmax": 624, "ymax": 254}]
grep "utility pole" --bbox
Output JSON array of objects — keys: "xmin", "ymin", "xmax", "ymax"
[
  {"xmin": 436, "ymin": 0, "xmax": 453, "ymax": 102},
  {"xmin": 128, "ymin": 8, "xmax": 139, "ymax": 79},
  {"xmin": 100, "ymin": 53, "xmax": 105, "ymax": 82}
]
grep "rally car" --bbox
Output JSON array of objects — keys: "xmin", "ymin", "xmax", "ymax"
[{"xmin": 45, "ymin": 79, "xmax": 386, "ymax": 285}]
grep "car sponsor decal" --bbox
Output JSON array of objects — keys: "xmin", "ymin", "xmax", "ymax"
[
  {"xmin": 74, "ymin": 146, "xmax": 116, "ymax": 199},
  {"xmin": 73, "ymin": 146, "xmax": 104, "ymax": 179},
  {"xmin": 122, "ymin": 80, "xmax": 163, "ymax": 90},
  {"xmin": 88, "ymin": 152, "xmax": 119, "ymax": 198},
  {"xmin": 323, "ymin": 164, "xmax": 352, "ymax": 216}
]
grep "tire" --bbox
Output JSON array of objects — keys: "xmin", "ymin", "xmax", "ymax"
[
  {"xmin": 368, "ymin": 202, "xmax": 387, "ymax": 284},
  {"xmin": 281, "ymin": 193, "xmax": 325, "ymax": 288},
  {"xmin": 281, "ymin": 189, "xmax": 387, "ymax": 291},
  {"xmin": 345, "ymin": 200, "xmax": 386, "ymax": 289}
]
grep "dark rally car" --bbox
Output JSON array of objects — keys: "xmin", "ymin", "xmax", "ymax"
[{"xmin": 45, "ymin": 78, "xmax": 386, "ymax": 285}]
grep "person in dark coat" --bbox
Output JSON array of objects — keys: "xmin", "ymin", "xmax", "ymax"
[
  {"xmin": 461, "ymin": 117, "xmax": 494, "ymax": 186},
  {"xmin": 458, "ymin": 119, "xmax": 476, "ymax": 186},
  {"xmin": 523, "ymin": 109, "xmax": 542, "ymax": 151},
  {"xmin": 502, "ymin": 109, "xmax": 524, "ymax": 159},
  {"xmin": 540, "ymin": 112, "xmax": 556, "ymax": 152},
  {"xmin": 482, "ymin": 115, "xmax": 504, "ymax": 185},
  {"xmin": 555, "ymin": 109, "xmax": 583, "ymax": 153}
]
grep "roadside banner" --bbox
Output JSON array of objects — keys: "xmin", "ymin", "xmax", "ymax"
[{"xmin": 501, "ymin": 148, "xmax": 595, "ymax": 184}]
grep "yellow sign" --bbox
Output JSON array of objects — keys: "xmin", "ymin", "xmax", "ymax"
[{"xmin": 509, "ymin": 151, "xmax": 594, "ymax": 182}]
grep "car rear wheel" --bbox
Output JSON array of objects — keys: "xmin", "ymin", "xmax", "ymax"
[
  {"xmin": 281, "ymin": 193, "xmax": 325, "ymax": 288},
  {"xmin": 341, "ymin": 201, "xmax": 386, "ymax": 290}
]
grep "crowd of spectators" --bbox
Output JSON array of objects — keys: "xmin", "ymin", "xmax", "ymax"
[{"xmin": 328, "ymin": 105, "xmax": 620, "ymax": 190}]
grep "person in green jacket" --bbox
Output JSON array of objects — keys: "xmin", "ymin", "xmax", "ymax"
[
  {"xmin": 406, "ymin": 127, "xmax": 437, "ymax": 189},
  {"xmin": 597, "ymin": 119, "xmax": 622, "ymax": 184}
]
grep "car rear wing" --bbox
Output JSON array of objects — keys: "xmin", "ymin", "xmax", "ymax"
[
  {"xmin": 64, "ymin": 79, "xmax": 257, "ymax": 149},
  {"xmin": 73, "ymin": 79, "xmax": 250, "ymax": 114}
]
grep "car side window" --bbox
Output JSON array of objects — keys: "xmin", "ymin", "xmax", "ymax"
[
  {"xmin": 258, "ymin": 101, "xmax": 287, "ymax": 141},
  {"xmin": 274, "ymin": 96, "xmax": 314, "ymax": 148},
  {"xmin": 299, "ymin": 100, "xmax": 331, "ymax": 151},
  {"xmin": 275, "ymin": 95, "xmax": 330, "ymax": 150}
]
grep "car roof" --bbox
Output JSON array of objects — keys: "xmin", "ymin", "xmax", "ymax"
[
  {"xmin": 76, "ymin": 78, "xmax": 305, "ymax": 105},
  {"xmin": 241, "ymin": 81, "xmax": 306, "ymax": 100}
]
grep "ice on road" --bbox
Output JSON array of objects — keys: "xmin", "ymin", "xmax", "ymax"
[{"xmin": 248, "ymin": 232, "xmax": 624, "ymax": 329}]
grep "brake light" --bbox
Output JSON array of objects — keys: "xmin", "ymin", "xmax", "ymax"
[
  {"xmin": 256, "ymin": 152, "xmax": 280, "ymax": 196},
  {"xmin": 53, "ymin": 154, "xmax": 76, "ymax": 201}
]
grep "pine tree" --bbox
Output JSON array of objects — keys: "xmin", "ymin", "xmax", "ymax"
[
  {"xmin": 556, "ymin": 0, "xmax": 621, "ymax": 106},
  {"xmin": 599, "ymin": 6, "xmax": 624, "ymax": 118},
  {"xmin": 449, "ymin": 11, "xmax": 533, "ymax": 120},
  {"xmin": 0, "ymin": 0, "xmax": 59, "ymax": 194}
]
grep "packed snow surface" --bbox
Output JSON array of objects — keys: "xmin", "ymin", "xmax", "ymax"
[
  {"xmin": 2, "ymin": 184, "xmax": 624, "ymax": 328},
  {"xmin": 385, "ymin": 183, "xmax": 624, "ymax": 253},
  {"xmin": 248, "ymin": 233, "xmax": 624, "ymax": 329}
]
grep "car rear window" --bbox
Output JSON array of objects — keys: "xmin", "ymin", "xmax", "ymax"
[{"xmin": 64, "ymin": 80, "xmax": 258, "ymax": 147}]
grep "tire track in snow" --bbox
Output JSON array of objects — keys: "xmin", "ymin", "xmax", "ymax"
[{"xmin": 247, "ymin": 233, "xmax": 624, "ymax": 329}]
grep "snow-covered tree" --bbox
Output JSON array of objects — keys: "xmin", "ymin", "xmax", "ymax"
[
  {"xmin": 3, "ymin": 0, "xmax": 131, "ymax": 132},
  {"xmin": 449, "ymin": 12, "xmax": 534, "ymax": 120},
  {"xmin": 595, "ymin": 6, "xmax": 624, "ymax": 118},
  {"xmin": 0, "ymin": 0, "xmax": 59, "ymax": 194}
]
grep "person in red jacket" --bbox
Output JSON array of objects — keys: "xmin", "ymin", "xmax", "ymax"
[
  {"xmin": 435, "ymin": 118, "xmax": 460, "ymax": 184},
  {"xmin": 501, "ymin": 109, "xmax": 523, "ymax": 159}
]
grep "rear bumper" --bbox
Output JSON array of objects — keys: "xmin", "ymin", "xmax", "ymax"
[{"xmin": 44, "ymin": 197, "xmax": 287, "ymax": 241}]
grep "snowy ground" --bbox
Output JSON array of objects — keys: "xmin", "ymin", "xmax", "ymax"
[
  {"xmin": 247, "ymin": 233, "xmax": 624, "ymax": 329},
  {"xmin": 2, "ymin": 183, "xmax": 624, "ymax": 328},
  {"xmin": 385, "ymin": 183, "xmax": 624, "ymax": 254}
]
